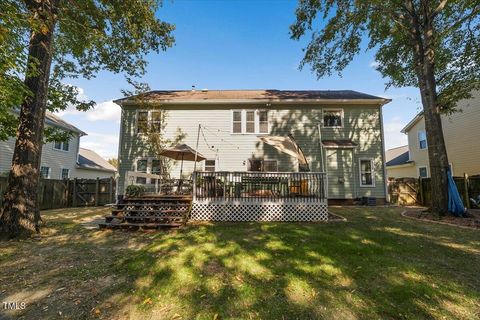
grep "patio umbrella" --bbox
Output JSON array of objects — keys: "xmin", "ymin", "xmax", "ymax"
[
  {"xmin": 160, "ymin": 144, "xmax": 206, "ymax": 177},
  {"xmin": 259, "ymin": 135, "xmax": 309, "ymax": 169}
]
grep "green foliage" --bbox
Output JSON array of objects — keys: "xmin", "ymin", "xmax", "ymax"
[
  {"xmin": 125, "ymin": 184, "xmax": 146, "ymax": 197},
  {"xmin": 0, "ymin": 0, "xmax": 175, "ymax": 140},
  {"xmin": 290, "ymin": 1, "xmax": 480, "ymax": 112}
]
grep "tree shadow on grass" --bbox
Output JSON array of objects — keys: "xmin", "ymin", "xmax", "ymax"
[{"xmin": 0, "ymin": 207, "xmax": 479, "ymax": 319}]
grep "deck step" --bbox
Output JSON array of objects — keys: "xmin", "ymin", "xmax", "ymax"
[
  {"xmin": 115, "ymin": 202, "xmax": 190, "ymax": 207},
  {"xmin": 100, "ymin": 195, "xmax": 191, "ymax": 230},
  {"xmin": 99, "ymin": 222, "xmax": 182, "ymax": 229}
]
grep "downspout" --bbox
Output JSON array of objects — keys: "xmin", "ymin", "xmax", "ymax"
[
  {"xmin": 116, "ymin": 107, "xmax": 125, "ymax": 198},
  {"xmin": 379, "ymin": 106, "xmax": 388, "ymax": 203}
]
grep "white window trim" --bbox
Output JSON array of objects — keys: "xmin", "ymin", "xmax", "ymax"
[
  {"xmin": 40, "ymin": 166, "xmax": 51, "ymax": 179},
  {"xmin": 53, "ymin": 141, "xmax": 70, "ymax": 153},
  {"xmin": 418, "ymin": 130, "xmax": 427, "ymax": 150},
  {"xmin": 230, "ymin": 109, "xmax": 269, "ymax": 135},
  {"xmin": 418, "ymin": 166, "xmax": 429, "ymax": 178},
  {"xmin": 231, "ymin": 109, "xmax": 244, "ymax": 134},
  {"xmin": 358, "ymin": 158, "xmax": 375, "ymax": 187},
  {"xmin": 449, "ymin": 163, "xmax": 454, "ymax": 176},
  {"xmin": 136, "ymin": 109, "xmax": 164, "ymax": 135},
  {"xmin": 204, "ymin": 159, "xmax": 216, "ymax": 171},
  {"xmin": 322, "ymin": 108, "xmax": 344, "ymax": 128},
  {"xmin": 247, "ymin": 159, "xmax": 278, "ymax": 172},
  {"xmin": 61, "ymin": 168, "xmax": 70, "ymax": 179}
]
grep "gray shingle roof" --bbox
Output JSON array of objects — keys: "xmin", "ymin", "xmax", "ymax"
[
  {"xmin": 386, "ymin": 146, "xmax": 411, "ymax": 167},
  {"xmin": 77, "ymin": 148, "xmax": 117, "ymax": 172},
  {"xmin": 45, "ymin": 112, "xmax": 86, "ymax": 135}
]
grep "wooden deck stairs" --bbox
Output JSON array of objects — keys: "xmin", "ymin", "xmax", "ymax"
[{"xmin": 99, "ymin": 195, "xmax": 192, "ymax": 230}]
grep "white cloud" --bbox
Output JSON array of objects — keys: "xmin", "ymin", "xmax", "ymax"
[
  {"xmin": 369, "ymin": 60, "xmax": 380, "ymax": 69},
  {"xmin": 85, "ymin": 100, "xmax": 121, "ymax": 123},
  {"xmin": 384, "ymin": 116, "xmax": 408, "ymax": 150},
  {"xmin": 54, "ymin": 86, "xmax": 121, "ymax": 123},
  {"xmin": 80, "ymin": 132, "xmax": 119, "ymax": 159}
]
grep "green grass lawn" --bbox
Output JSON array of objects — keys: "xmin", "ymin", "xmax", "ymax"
[{"xmin": 0, "ymin": 207, "xmax": 479, "ymax": 319}]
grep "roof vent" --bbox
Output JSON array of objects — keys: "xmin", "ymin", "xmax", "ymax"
[
  {"xmin": 191, "ymin": 85, "xmax": 196, "ymax": 92},
  {"xmin": 202, "ymin": 88, "xmax": 209, "ymax": 92}
]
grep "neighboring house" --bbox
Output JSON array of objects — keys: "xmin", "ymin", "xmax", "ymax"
[
  {"xmin": 76, "ymin": 148, "xmax": 117, "ymax": 179},
  {"xmin": 386, "ymin": 91, "xmax": 480, "ymax": 178},
  {"xmin": 115, "ymin": 89, "xmax": 391, "ymax": 203},
  {"xmin": 0, "ymin": 112, "xmax": 116, "ymax": 180}
]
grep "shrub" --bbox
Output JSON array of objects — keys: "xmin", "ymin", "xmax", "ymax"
[{"xmin": 126, "ymin": 185, "xmax": 146, "ymax": 197}]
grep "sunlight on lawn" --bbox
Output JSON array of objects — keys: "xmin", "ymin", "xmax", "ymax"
[{"xmin": 0, "ymin": 206, "xmax": 479, "ymax": 319}]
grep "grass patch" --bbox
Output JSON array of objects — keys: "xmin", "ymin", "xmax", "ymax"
[{"xmin": 0, "ymin": 206, "xmax": 479, "ymax": 319}]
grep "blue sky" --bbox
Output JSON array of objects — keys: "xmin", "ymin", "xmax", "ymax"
[{"xmin": 58, "ymin": 0, "xmax": 424, "ymax": 159}]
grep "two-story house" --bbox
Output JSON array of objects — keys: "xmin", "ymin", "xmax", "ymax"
[
  {"xmin": 386, "ymin": 91, "xmax": 480, "ymax": 179},
  {"xmin": 115, "ymin": 89, "xmax": 391, "ymax": 203},
  {"xmin": 0, "ymin": 112, "xmax": 116, "ymax": 179}
]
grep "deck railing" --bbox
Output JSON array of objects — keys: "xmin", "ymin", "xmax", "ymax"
[
  {"xmin": 192, "ymin": 171, "xmax": 327, "ymax": 202},
  {"xmin": 125, "ymin": 171, "xmax": 192, "ymax": 194}
]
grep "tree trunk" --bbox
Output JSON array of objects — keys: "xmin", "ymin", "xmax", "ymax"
[
  {"xmin": 418, "ymin": 73, "xmax": 450, "ymax": 215},
  {"xmin": 0, "ymin": 1, "xmax": 56, "ymax": 238},
  {"xmin": 415, "ymin": 4, "xmax": 450, "ymax": 215}
]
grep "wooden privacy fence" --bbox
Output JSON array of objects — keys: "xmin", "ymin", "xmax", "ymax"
[
  {"xmin": 0, "ymin": 176, "xmax": 116, "ymax": 210},
  {"xmin": 388, "ymin": 174, "xmax": 480, "ymax": 208}
]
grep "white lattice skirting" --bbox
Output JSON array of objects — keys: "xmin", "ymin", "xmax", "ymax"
[{"xmin": 190, "ymin": 200, "xmax": 328, "ymax": 222}]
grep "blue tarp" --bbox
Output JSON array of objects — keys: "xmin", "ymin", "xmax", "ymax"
[{"xmin": 447, "ymin": 168, "xmax": 465, "ymax": 217}]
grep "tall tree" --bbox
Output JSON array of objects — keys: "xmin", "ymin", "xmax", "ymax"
[
  {"xmin": 0, "ymin": 0, "xmax": 174, "ymax": 238},
  {"xmin": 290, "ymin": 0, "xmax": 480, "ymax": 215}
]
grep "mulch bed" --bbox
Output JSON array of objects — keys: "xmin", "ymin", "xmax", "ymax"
[{"xmin": 403, "ymin": 209, "xmax": 480, "ymax": 229}]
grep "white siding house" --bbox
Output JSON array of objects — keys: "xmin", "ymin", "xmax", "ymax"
[{"xmin": 0, "ymin": 113, "xmax": 116, "ymax": 179}]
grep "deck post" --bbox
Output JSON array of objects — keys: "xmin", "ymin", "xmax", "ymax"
[
  {"xmin": 464, "ymin": 173, "xmax": 470, "ymax": 209},
  {"xmin": 109, "ymin": 177, "xmax": 114, "ymax": 203},
  {"xmin": 72, "ymin": 178, "xmax": 77, "ymax": 207},
  {"xmin": 193, "ymin": 124, "xmax": 201, "ymax": 173},
  {"xmin": 95, "ymin": 177, "xmax": 100, "ymax": 206}
]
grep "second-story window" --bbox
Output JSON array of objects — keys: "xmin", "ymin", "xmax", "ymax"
[
  {"xmin": 418, "ymin": 130, "xmax": 427, "ymax": 149},
  {"xmin": 232, "ymin": 111, "xmax": 242, "ymax": 133},
  {"xmin": 323, "ymin": 109, "xmax": 343, "ymax": 127},
  {"xmin": 246, "ymin": 111, "xmax": 255, "ymax": 133},
  {"xmin": 231, "ymin": 109, "xmax": 269, "ymax": 134},
  {"xmin": 54, "ymin": 140, "xmax": 69, "ymax": 151},
  {"xmin": 137, "ymin": 110, "xmax": 165, "ymax": 134}
]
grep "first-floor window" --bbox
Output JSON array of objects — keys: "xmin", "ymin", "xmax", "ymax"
[
  {"xmin": 359, "ymin": 159, "xmax": 374, "ymax": 186},
  {"xmin": 135, "ymin": 159, "xmax": 148, "ymax": 184},
  {"xmin": 204, "ymin": 159, "xmax": 216, "ymax": 172},
  {"xmin": 151, "ymin": 159, "xmax": 161, "ymax": 175},
  {"xmin": 136, "ymin": 159, "xmax": 148, "ymax": 173},
  {"xmin": 61, "ymin": 168, "xmax": 70, "ymax": 179},
  {"xmin": 418, "ymin": 166, "xmax": 428, "ymax": 178},
  {"xmin": 248, "ymin": 159, "xmax": 278, "ymax": 172},
  {"xmin": 40, "ymin": 166, "xmax": 50, "ymax": 179}
]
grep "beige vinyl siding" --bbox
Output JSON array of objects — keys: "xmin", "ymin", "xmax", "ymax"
[
  {"xmin": 441, "ymin": 91, "xmax": 480, "ymax": 175},
  {"xmin": 405, "ymin": 91, "xmax": 480, "ymax": 177},
  {"xmin": 118, "ymin": 104, "xmax": 386, "ymax": 199},
  {"xmin": 386, "ymin": 164, "xmax": 417, "ymax": 179}
]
